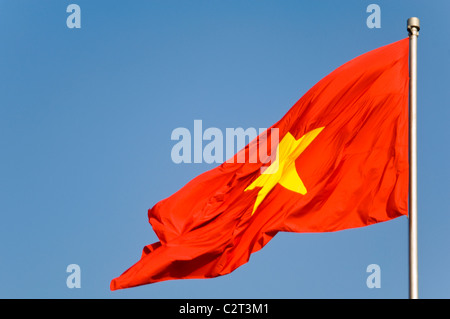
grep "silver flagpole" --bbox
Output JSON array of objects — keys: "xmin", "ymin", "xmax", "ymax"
[{"xmin": 407, "ymin": 17, "xmax": 420, "ymax": 300}]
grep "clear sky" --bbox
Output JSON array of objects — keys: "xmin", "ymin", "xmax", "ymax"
[{"xmin": 0, "ymin": 0, "xmax": 449, "ymax": 299}]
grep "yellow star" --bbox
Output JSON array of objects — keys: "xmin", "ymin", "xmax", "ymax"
[{"xmin": 245, "ymin": 127, "xmax": 324, "ymax": 215}]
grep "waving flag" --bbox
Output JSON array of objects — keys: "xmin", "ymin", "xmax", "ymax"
[{"xmin": 111, "ymin": 38, "xmax": 409, "ymax": 290}]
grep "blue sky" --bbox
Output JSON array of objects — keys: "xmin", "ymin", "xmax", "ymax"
[{"xmin": 0, "ymin": 0, "xmax": 449, "ymax": 299}]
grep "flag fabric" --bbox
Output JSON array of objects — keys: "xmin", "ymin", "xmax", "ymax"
[{"xmin": 110, "ymin": 38, "xmax": 409, "ymax": 290}]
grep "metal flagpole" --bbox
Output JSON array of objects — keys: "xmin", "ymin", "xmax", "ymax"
[{"xmin": 407, "ymin": 17, "xmax": 420, "ymax": 300}]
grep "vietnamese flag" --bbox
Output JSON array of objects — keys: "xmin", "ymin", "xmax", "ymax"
[{"xmin": 110, "ymin": 38, "xmax": 409, "ymax": 290}]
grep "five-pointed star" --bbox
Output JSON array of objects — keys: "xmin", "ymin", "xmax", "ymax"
[{"xmin": 245, "ymin": 127, "xmax": 324, "ymax": 215}]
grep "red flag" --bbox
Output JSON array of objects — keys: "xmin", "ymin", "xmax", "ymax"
[{"xmin": 110, "ymin": 38, "xmax": 409, "ymax": 290}]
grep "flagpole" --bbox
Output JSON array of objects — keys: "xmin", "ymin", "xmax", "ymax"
[{"xmin": 407, "ymin": 17, "xmax": 420, "ymax": 300}]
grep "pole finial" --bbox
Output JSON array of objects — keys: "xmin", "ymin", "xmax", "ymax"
[{"xmin": 407, "ymin": 17, "xmax": 420, "ymax": 35}]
